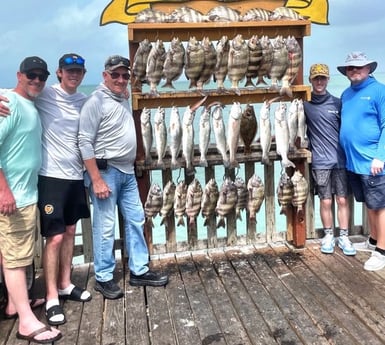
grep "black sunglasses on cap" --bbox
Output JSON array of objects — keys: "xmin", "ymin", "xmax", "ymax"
[
  {"xmin": 25, "ymin": 72, "xmax": 49, "ymax": 82},
  {"xmin": 105, "ymin": 56, "xmax": 130, "ymax": 69}
]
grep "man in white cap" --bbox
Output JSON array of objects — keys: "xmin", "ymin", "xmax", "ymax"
[
  {"xmin": 338, "ymin": 51, "xmax": 385, "ymax": 271},
  {"xmin": 304, "ymin": 63, "xmax": 354, "ymax": 256}
]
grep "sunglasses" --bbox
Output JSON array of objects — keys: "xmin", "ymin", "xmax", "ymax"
[
  {"xmin": 107, "ymin": 71, "xmax": 130, "ymax": 80},
  {"xmin": 25, "ymin": 72, "xmax": 49, "ymax": 82},
  {"xmin": 346, "ymin": 66, "xmax": 365, "ymax": 71},
  {"xmin": 63, "ymin": 56, "xmax": 85, "ymax": 66},
  {"xmin": 107, "ymin": 56, "xmax": 130, "ymax": 68}
]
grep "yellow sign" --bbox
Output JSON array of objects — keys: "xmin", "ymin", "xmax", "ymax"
[{"xmin": 100, "ymin": 0, "xmax": 329, "ymax": 25}]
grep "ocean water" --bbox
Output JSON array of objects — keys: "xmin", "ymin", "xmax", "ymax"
[{"xmin": 79, "ymin": 72, "xmax": 385, "ymax": 244}]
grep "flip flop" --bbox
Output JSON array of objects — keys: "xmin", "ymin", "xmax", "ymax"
[
  {"xmin": 3, "ymin": 298, "xmax": 45, "ymax": 319},
  {"xmin": 59, "ymin": 285, "xmax": 92, "ymax": 302},
  {"xmin": 16, "ymin": 326, "xmax": 62, "ymax": 344}
]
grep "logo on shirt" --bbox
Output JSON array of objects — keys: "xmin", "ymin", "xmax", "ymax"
[
  {"xmin": 360, "ymin": 96, "xmax": 371, "ymax": 100},
  {"xmin": 44, "ymin": 204, "xmax": 54, "ymax": 215}
]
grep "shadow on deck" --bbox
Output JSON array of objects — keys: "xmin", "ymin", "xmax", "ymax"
[{"xmin": 1, "ymin": 236, "xmax": 385, "ymax": 345}]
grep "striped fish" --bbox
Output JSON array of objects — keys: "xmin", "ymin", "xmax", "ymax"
[
  {"xmin": 186, "ymin": 178, "xmax": 203, "ymax": 225},
  {"xmin": 214, "ymin": 35, "xmax": 230, "ymax": 90},
  {"xmin": 277, "ymin": 172, "xmax": 294, "ymax": 215},
  {"xmin": 144, "ymin": 183, "xmax": 163, "ymax": 228},
  {"xmin": 245, "ymin": 35, "xmax": 262, "ymax": 87},
  {"xmin": 135, "ymin": 8, "xmax": 168, "ymax": 23},
  {"xmin": 247, "ymin": 174, "xmax": 265, "ymax": 221},
  {"xmin": 132, "ymin": 39, "xmax": 152, "ymax": 87},
  {"xmin": 197, "ymin": 36, "xmax": 217, "ymax": 90},
  {"xmin": 242, "ymin": 8, "xmax": 272, "ymax": 21},
  {"xmin": 291, "ymin": 170, "xmax": 309, "ymax": 220},
  {"xmin": 256, "ymin": 35, "xmax": 273, "ymax": 86},
  {"xmin": 168, "ymin": 6, "xmax": 207, "ymax": 23},
  {"xmin": 185, "ymin": 36, "xmax": 205, "ymax": 89},
  {"xmin": 227, "ymin": 34, "xmax": 249, "ymax": 94},
  {"xmin": 146, "ymin": 39, "xmax": 166, "ymax": 95},
  {"xmin": 280, "ymin": 36, "xmax": 302, "ymax": 97},
  {"xmin": 162, "ymin": 37, "xmax": 185, "ymax": 89},
  {"xmin": 234, "ymin": 177, "xmax": 248, "ymax": 221},
  {"xmin": 174, "ymin": 181, "xmax": 187, "ymax": 227},
  {"xmin": 207, "ymin": 6, "xmax": 241, "ymax": 22},
  {"xmin": 269, "ymin": 35, "xmax": 289, "ymax": 91},
  {"xmin": 270, "ymin": 7, "xmax": 306, "ymax": 20}
]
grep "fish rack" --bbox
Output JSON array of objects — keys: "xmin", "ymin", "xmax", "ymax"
[{"xmin": 128, "ymin": 1, "xmax": 312, "ymax": 254}]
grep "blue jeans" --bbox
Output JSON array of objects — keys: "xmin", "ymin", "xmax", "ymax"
[{"xmin": 84, "ymin": 166, "xmax": 149, "ymax": 282}]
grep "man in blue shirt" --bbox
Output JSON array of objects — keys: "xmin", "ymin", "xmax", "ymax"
[{"xmin": 338, "ymin": 51, "xmax": 385, "ymax": 271}]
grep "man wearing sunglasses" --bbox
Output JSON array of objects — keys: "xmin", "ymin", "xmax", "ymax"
[
  {"xmin": 78, "ymin": 55, "xmax": 168, "ymax": 300},
  {"xmin": 338, "ymin": 51, "xmax": 385, "ymax": 271},
  {"xmin": 0, "ymin": 56, "xmax": 62, "ymax": 343},
  {"xmin": 0, "ymin": 53, "xmax": 91, "ymax": 326}
]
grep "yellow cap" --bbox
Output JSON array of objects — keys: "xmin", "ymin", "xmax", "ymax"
[{"xmin": 309, "ymin": 64, "xmax": 329, "ymax": 79}]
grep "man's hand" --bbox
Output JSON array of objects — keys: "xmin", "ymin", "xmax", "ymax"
[
  {"xmin": 371, "ymin": 158, "xmax": 384, "ymax": 176},
  {"xmin": 0, "ymin": 186, "xmax": 16, "ymax": 216},
  {"xmin": 0, "ymin": 95, "xmax": 10, "ymax": 117}
]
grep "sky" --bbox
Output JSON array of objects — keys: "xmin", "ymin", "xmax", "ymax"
[{"xmin": 1, "ymin": 0, "xmax": 384, "ymax": 87}]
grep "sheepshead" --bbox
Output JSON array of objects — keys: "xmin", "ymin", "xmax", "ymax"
[
  {"xmin": 160, "ymin": 180, "xmax": 176, "ymax": 226},
  {"xmin": 291, "ymin": 170, "xmax": 309, "ymax": 220},
  {"xmin": 242, "ymin": 8, "xmax": 272, "ymax": 21},
  {"xmin": 245, "ymin": 35, "xmax": 262, "ymax": 87},
  {"xmin": 269, "ymin": 35, "xmax": 288, "ymax": 91},
  {"xmin": 277, "ymin": 172, "xmax": 294, "ymax": 215},
  {"xmin": 280, "ymin": 36, "xmax": 302, "ymax": 97},
  {"xmin": 247, "ymin": 174, "xmax": 265, "ymax": 220},
  {"xmin": 174, "ymin": 180, "xmax": 187, "ymax": 226},
  {"xmin": 270, "ymin": 7, "xmax": 306, "ymax": 20},
  {"xmin": 199, "ymin": 106, "xmax": 211, "ymax": 167},
  {"xmin": 216, "ymin": 177, "xmax": 238, "ymax": 228},
  {"xmin": 132, "ymin": 39, "xmax": 152, "ymax": 87},
  {"xmin": 227, "ymin": 102, "xmax": 242, "ymax": 168},
  {"xmin": 162, "ymin": 37, "xmax": 185, "ymax": 89},
  {"xmin": 197, "ymin": 37, "xmax": 217, "ymax": 90},
  {"xmin": 154, "ymin": 106, "xmax": 167, "ymax": 168},
  {"xmin": 234, "ymin": 177, "xmax": 248, "ymax": 221},
  {"xmin": 186, "ymin": 178, "xmax": 203, "ymax": 225},
  {"xmin": 212, "ymin": 104, "xmax": 229, "ymax": 167},
  {"xmin": 227, "ymin": 34, "xmax": 249, "ymax": 94},
  {"xmin": 140, "ymin": 107, "xmax": 153, "ymax": 165},
  {"xmin": 135, "ymin": 8, "xmax": 168, "ymax": 23},
  {"xmin": 207, "ymin": 6, "xmax": 241, "ymax": 22},
  {"xmin": 144, "ymin": 183, "xmax": 163, "ymax": 228},
  {"xmin": 256, "ymin": 35, "xmax": 273, "ymax": 86},
  {"xmin": 168, "ymin": 6, "xmax": 207, "ymax": 23},
  {"xmin": 214, "ymin": 35, "xmax": 230, "ymax": 90},
  {"xmin": 185, "ymin": 36, "xmax": 205, "ymax": 89},
  {"xmin": 274, "ymin": 102, "xmax": 295, "ymax": 168},
  {"xmin": 201, "ymin": 178, "xmax": 219, "ymax": 226},
  {"xmin": 240, "ymin": 103, "xmax": 257, "ymax": 154},
  {"xmin": 169, "ymin": 106, "xmax": 182, "ymax": 169},
  {"xmin": 287, "ymin": 98, "xmax": 299, "ymax": 153},
  {"xmin": 297, "ymin": 98, "xmax": 308, "ymax": 148},
  {"xmin": 259, "ymin": 99, "xmax": 273, "ymax": 165},
  {"xmin": 146, "ymin": 39, "xmax": 166, "ymax": 95}
]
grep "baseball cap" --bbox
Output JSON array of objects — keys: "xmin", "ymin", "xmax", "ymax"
[
  {"xmin": 19, "ymin": 56, "xmax": 50, "ymax": 75},
  {"xmin": 104, "ymin": 55, "xmax": 130, "ymax": 72},
  {"xmin": 59, "ymin": 53, "xmax": 86, "ymax": 70},
  {"xmin": 337, "ymin": 51, "xmax": 377, "ymax": 76},
  {"xmin": 309, "ymin": 64, "xmax": 329, "ymax": 79}
]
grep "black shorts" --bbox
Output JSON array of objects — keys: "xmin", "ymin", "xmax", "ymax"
[{"xmin": 38, "ymin": 176, "xmax": 90, "ymax": 237}]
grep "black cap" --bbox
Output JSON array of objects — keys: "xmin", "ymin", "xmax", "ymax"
[
  {"xmin": 59, "ymin": 53, "xmax": 86, "ymax": 70},
  {"xmin": 104, "ymin": 55, "xmax": 130, "ymax": 71},
  {"xmin": 19, "ymin": 56, "xmax": 50, "ymax": 75}
]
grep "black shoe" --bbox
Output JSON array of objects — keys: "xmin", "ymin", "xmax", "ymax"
[
  {"xmin": 129, "ymin": 270, "xmax": 169, "ymax": 287},
  {"xmin": 94, "ymin": 279, "xmax": 124, "ymax": 299}
]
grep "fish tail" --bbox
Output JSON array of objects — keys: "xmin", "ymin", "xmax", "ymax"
[
  {"xmin": 282, "ymin": 158, "xmax": 296, "ymax": 169},
  {"xmin": 261, "ymin": 156, "xmax": 270, "ymax": 165},
  {"xmin": 236, "ymin": 210, "xmax": 243, "ymax": 221},
  {"xmin": 147, "ymin": 217, "xmax": 154, "ymax": 228},
  {"xmin": 280, "ymin": 206, "xmax": 287, "ymax": 215},
  {"xmin": 280, "ymin": 86, "xmax": 293, "ymax": 98},
  {"xmin": 177, "ymin": 216, "xmax": 185, "ymax": 227},
  {"xmin": 216, "ymin": 217, "xmax": 226, "ymax": 229},
  {"xmin": 199, "ymin": 158, "xmax": 208, "ymax": 167},
  {"xmin": 244, "ymin": 79, "xmax": 256, "ymax": 88}
]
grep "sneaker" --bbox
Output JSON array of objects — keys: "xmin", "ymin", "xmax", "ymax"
[
  {"xmin": 321, "ymin": 233, "xmax": 335, "ymax": 254},
  {"xmin": 364, "ymin": 251, "xmax": 385, "ymax": 271},
  {"xmin": 94, "ymin": 279, "xmax": 124, "ymax": 299},
  {"xmin": 353, "ymin": 239, "xmax": 376, "ymax": 252},
  {"xmin": 338, "ymin": 235, "xmax": 356, "ymax": 256},
  {"xmin": 129, "ymin": 270, "xmax": 169, "ymax": 287}
]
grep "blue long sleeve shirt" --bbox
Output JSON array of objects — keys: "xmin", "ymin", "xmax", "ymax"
[{"xmin": 339, "ymin": 76, "xmax": 385, "ymax": 175}]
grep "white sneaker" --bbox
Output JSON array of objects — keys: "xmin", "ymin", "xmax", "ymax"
[
  {"xmin": 364, "ymin": 251, "xmax": 385, "ymax": 271},
  {"xmin": 338, "ymin": 235, "xmax": 356, "ymax": 256},
  {"xmin": 320, "ymin": 233, "xmax": 335, "ymax": 254},
  {"xmin": 353, "ymin": 239, "xmax": 376, "ymax": 252}
]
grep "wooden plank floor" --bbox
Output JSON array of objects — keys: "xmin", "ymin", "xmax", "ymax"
[{"xmin": 2, "ymin": 236, "xmax": 385, "ymax": 345}]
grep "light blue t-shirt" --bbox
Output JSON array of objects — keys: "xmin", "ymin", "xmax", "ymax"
[{"xmin": 0, "ymin": 91, "xmax": 42, "ymax": 207}]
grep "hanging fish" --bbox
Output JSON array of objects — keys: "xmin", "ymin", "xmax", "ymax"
[
  {"xmin": 214, "ymin": 35, "xmax": 230, "ymax": 91},
  {"xmin": 297, "ymin": 98, "xmax": 308, "ymax": 148},
  {"xmin": 234, "ymin": 177, "xmax": 248, "ymax": 221},
  {"xmin": 146, "ymin": 39, "xmax": 166, "ymax": 95},
  {"xmin": 277, "ymin": 172, "xmax": 294, "ymax": 215},
  {"xmin": 174, "ymin": 180, "xmax": 188, "ymax": 227},
  {"xmin": 169, "ymin": 106, "xmax": 182, "ymax": 169},
  {"xmin": 216, "ymin": 177, "xmax": 238, "ymax": 228},
  {"xmin": 197, "ymin": 36, "xmax": 217, "ymax": 91},
  {"xmin": 259, "ymin": 99, "xmax": 273, "ymax": 165},
  {"xmin": 245, "ymin": 35, "xmax": 262, "ymax": 87},
  {"xmin": 162, "ymin": 37, "xmax": 185, "ymax": 89},
  {"xmin": 132, "ymin": 39, "xmax": 152, "ymax": 87},
  {"xmin": 186, "ymin": 178, "xmax": 203, "ymax": 226},
  {"xmin": 198, "ymin": 106, "xmax": 211, "ymax": 167},
  {"xmin": 291, "ymin": 170, "xmax": 309, "ymax": 221},
  {"xmin": 247, "ymin": 174, "xmax": 265, "ymax": 221},
  {"xmin": 240, "ymin": 103, "xmax": 257, "ymax": 155},
  {"xmin": 201, "ymin": 178, "xmax": 219, "ymax": 226},
  {"xmin": 160, "ymin": 180, "xmax": 176, "ymax": 226},
  {"xmin": 154, "ymin": 106, "xmax": 167, "ymax": 169},
  {"xmin": 256, "ymin": 35, "xmax": 273, "ymax": 86},
  {"xmin": 227, "ymin": 102, "xmax": 242, "ymax": 169},
  {"xmin": 287, "ymin": 98, "xmax": 299, "ymax": 153},
  {"xmin": 185, "ymin": 36, "xmax": 205, "ymax": 89},
  {"xmin": 212, "ymin": 104, "xmax": 229, "ymax": 168},
  {"xmin": 269, "ymin": 35, "xmax": 289, "ymax": 91},
  {"xmin": 144, "ymin": 183, "xmax": 163, "ymax": 228},
  {"xmin": 140, "ymin": 107, "xmax": 153, "ymax": 166},
  {"xmin": 227, "ymin": 34, "xmax": 249, "ymax": 95}
]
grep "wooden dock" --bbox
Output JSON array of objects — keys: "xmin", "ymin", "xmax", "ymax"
[{"xmin": 1, "ymin": 237, "xmax": 385, "ymax": 345}]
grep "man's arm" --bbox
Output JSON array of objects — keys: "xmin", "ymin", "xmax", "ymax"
[
  {"xmin": 83, "ymin": 158, "xmax": 111, "ymax": 199},
  {"xmin": 0, "ymin": 169, "xmax": 16, "ymax": 215},
  {"xmin": 0, "ymin": 94, "xmax": 10, "ymax": 116}
]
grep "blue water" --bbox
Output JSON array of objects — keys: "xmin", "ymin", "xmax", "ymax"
[{"xmin": 79, "ymin": 72, "xmax": 385, "ymax": 244}]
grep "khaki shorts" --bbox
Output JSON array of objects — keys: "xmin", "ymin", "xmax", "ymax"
[{"xmin": 0, "ymin": 204, "xmax": 37, "ymax": 269}]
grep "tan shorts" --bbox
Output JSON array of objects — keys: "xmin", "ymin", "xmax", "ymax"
[{"xmin": 0, "ymin": 204, "xmax": 37, "ymax": 269}]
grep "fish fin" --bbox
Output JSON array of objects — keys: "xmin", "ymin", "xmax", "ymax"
[
  {"xmin": 216, "ymin": 217, "xmax": 226, "ymax": 229},
  {"xmin": 160, "ymin": 216, "xmax": 168, "ymax": 227},
  {"xmin": 199, "ymin": 158, "xmax": 208, "ymax": 167},
  {"xmin": 244, "ymin": 79, "xmax": 256, "ymax": 88},
  {"xmin": 280, "ymin": 86, "xmax": 293, "ymax": 98},
  {"xmin": 236, "ymin": 211, "xmax": 242, "ymax": 221},
  {"xmin": 281, "ymin": 159, "xmax": 296, "ymax": 169},
  {"xmin": 177, "ymin": 216, "xmax": 185, "ymax": 227},
  {"xmin": 147, "ymin": 217, "xmax": 154, "ymax": 228},
  {"xmin": 280, "ymin": 207, "xmax": 287, "ymax": 215}
]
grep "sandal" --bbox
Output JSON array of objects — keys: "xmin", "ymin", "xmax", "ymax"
[
  {"xmin": 16, "ymin": 326, "xmax": 62, "ymax": 344},
  {"xmin": 45, "ymin": 304, "xmax": 66, "ymax": 326},
  {"xmin": 59, "ymin": 285, "xmax": 92, "ymax": 302},
  {"xmin": 3, "ymin": 298, "xmax": 45, "ymax": 319}
]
